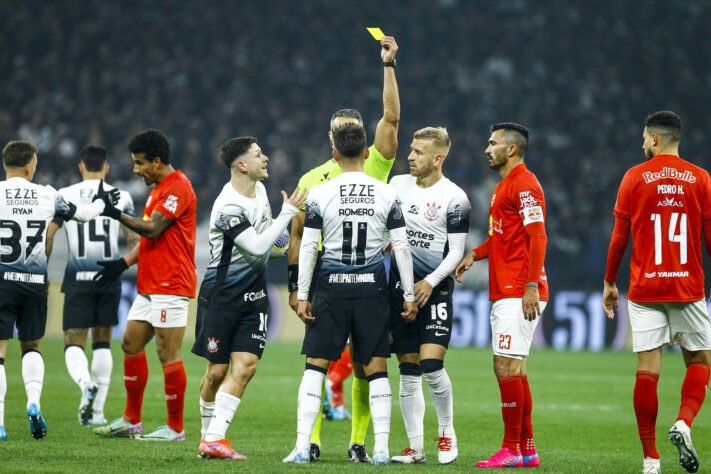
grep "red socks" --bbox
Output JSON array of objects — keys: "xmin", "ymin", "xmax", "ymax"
[
  {"xmin": 634, "ymin": 371, "xmax": 659, "ymax": 459},
  {"xmin": 677, "ymin": 363, "xmax": 710, "ymax": 427},
  {"xmin": 520, "ymin": 375, "xmax": 535, "ymax": 455},
  {"xmin": 124, "ymin": 351, "xmax": 148, "ymax": 424},
  {"xmin": 498, "ymin": 375, "xmax": 523, "ymax": 451},
  {"xmin": 163, "ymin": 360, "xmax": 187, "ymax": 433}
]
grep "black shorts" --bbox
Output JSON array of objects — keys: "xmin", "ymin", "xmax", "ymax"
[
  {"xmin": 301, "ymin": 295, "xmax": 390, "ymax": 365},
  {"xmin": 191, "ymin": 302, "xmax": 269, "ymax": 364},
  {"xmin": 390, "ymin": 288, "xmax": 454, "ymax": 354},
  {"xmin": 63, "ymin": 292, "xmax": 120, "ymax": 330},
  {"xmin": 0, "ymin": 290, "xmax": 47, "ymax": 341}
]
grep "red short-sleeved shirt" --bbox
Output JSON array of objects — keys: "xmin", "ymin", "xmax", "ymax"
[
  {"xmin": 481, "ymin": 164, "xmax": 548, "ymax": 301},
  {"xmin": 137, "ymin": 170, "xmax": 197, "ymax": 296},
  {"xmin": 614, "ymin": 154, "xmax": 711, "ymax": 303}
]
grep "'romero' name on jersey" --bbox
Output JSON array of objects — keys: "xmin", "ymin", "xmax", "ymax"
[{"xmin": 299, "ymin": 172, "xmax": 406, "ymax": 299}]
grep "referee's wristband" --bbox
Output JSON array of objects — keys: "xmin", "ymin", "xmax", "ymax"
[{"xmin": 288, "ymin": 264, "xmax": 299, "ymax": 293}]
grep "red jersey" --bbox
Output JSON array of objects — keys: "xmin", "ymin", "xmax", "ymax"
[
  {"xmin": 475, "ymin": 164, "xmax": 549, "ymax": 301},
  {"xmin": 613, "ymin": 154, "xmax": 711, "ymax": 303},
  {"xmin": 137, "ymin": 170, "xmax": 197, "ymax": 297}
]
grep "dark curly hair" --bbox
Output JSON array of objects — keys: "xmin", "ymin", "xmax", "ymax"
[{"xmin": 128, "ymin": 129, "xmax": 170, "ymax": 164}]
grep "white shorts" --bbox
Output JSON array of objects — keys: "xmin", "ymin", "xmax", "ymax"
[
  {"xmin": 490, "ymin": 298, "xmax": 547, "ymax": 360},
  {"xmin": 127, "ymin": 294, "xmax": 190, "ymax": 328},
  {"xmin": 628, "ymin": 299, "xmax": 711, "ymax": 352}
]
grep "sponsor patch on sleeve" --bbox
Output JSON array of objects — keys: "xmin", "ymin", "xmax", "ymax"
[{"xmin": 521, "ymin": 205, "xmax": 544, "ymax": 226}]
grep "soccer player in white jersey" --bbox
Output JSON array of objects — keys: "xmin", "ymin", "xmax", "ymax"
[
  {"xmin": 284, "ymin": 124, "xmax": 418, "ymax": 464},
  {"xmin": 388, "ymin": 127, "xmax": 470, "ymax": 465},
  {"xmin": 191, "ymin": 137, "xmax": 305, "ymax": 460},
  {"xmin": 0, "ymin": 140, "xmax": 118, "ymax": 440},
  {"xmin": 46, "ymin": 145, "xmax": 139, "ymax": 426}
]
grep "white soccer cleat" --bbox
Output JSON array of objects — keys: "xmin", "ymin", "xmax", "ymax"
[
  {"xmin": 78, "ymin": 381, "xmax": 98, "ymax": 426},
  {"xmin": 138, "ymin": 425, "xmax": 185, "ymax": 441},
  {"xmin": 283, "ymin": 447, "xmax": 310, "ymax": 464},
  {"xmin": 437, "ymin": 435, "xmax": 458, "ymax": 464},
  {"xmin": 372, "ymin": 451, "xmax": 390, "ymax": 465},
  {"xmin": 391, "ymin": 447, "xmax": 426, "ymax": 464},
  {"xmin": 669, "ymin": 419, "xmax": 699, "ymax": 473},
  {"xmin": 642, "ymin": 456, "xmax": 661, "ymax": 474}
]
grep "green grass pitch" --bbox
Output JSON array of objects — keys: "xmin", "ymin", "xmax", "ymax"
[{"xmin": 0, "ymin": 340, "xmax": 708, "ymax": 472}]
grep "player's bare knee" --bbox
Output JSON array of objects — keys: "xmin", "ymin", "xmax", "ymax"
[
  {"xmin": 91, "ymin": 326, "xmax": 112, "ymax": 343},
  {"xmin": 121, "ymin": 337, "xmax": 142, "ymax": 355},
  {"xmin": 397, "ymin": 352, "xmax": 419, "ymax": 365},
  {"xmin": 205, "ymin": 364, "xmax": 228, "ymax": 389},
  {"xmin": 64, "ymin": 328, "xmax": 87, "ymax": 347},
  {"xmin": 231, "ymin": 360, "xmax": 257, "ymax": 385},
  {"xmin": 20, "ymin": 339, "xmax": 41, "ymax": 354},
  {"xmin": 353, "ymin": 362, "xmax": 367, "ymax": 379},
  {"xmin": 155, "ymin": 345, "xmax": 180, "ymax": 365},
  {"xmin": 493, "ymin": 356, "xmax": 520, "ymax": 378}
]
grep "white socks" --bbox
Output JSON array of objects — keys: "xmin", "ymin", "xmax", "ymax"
[
  {"xmin": 423, "ymin": 368, "xmax": 455, "ymax": 437},
  {"xmin": 22, "ymin": 351, "xmax": 44, "ymax": 409},
  {"xmin": 399, "ymin": 374, "xmax": 425, "ymax": 451},
  {"xmin": 91, "ymin": 348, "xmax": 112, "ymax": 415},
  {"xmin": 369, "ymin": 376, "xmax": 392, "ymax": 454},
  {"xmin": 65, "ymin": 345, "xmax": 91, "ymax": 389},
  {"xmin": 204, "ymin": 391, "xmax": 240, "ymax": 442},
  {"xmin": 0, "ymin": 361, "xmax": 5, "ymax": 426},
  {"xmin": 296, "ymin": 369, "xmax": 325, "ymax": 451},
  {"xmin": 200, "ymin": 397, "xmax": 215, "ymax": 438}
]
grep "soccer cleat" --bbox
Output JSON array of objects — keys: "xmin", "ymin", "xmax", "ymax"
[
  {"xmin": 475, "ymin": 447, "xmax": 524, "ymax": 468},
  {"xmin": 348, "ymin": 443, "xmax": 373, "ymax": 463},
  {"xmin": 372, "ymin": 451, "xmax": 390, "ymax": 465},
  {"xmin": 669, "ymin": 419, "xmax": 699, "ymax": 473},
  {"xmin": 89, "ymin": 412, "xmax": 107, "ymax": 425},
  {"xmin": 93, "ymin": 417, "xmax": 143, "ymax": 438},
  {"xmin": 198, "ymin": 438, "xmax": 246, "ymax": 459},
  {"xmin": 27, "ymin": 403, "xmax": 47, "ymax": 439},
  {"xmin": 523, "ymin": 451, "xmax": 540, "ymax": 468},
  {"xmin": 322, "ymin": 399, "xmax": 333, "ymax": 420},
  {"xmin": 310, "ymin": 442, "xmax": 321, "ymax": 462},
  {"xmin": 0, "ymin": 426, "xmax": 6, "ymax": 441},
  {"xmin": 642, "ymin": 457, "xmax": 661, "ymax": 474},
  {"xmin": 283, "ymin": 447, "xmax": 310, "ymax": 463},
  {"xmin": 391, "ymin": 447, "xmax": 426, "ymax": 464},
  {"xmin": 437, "ymin": 436, "xmax": 458, "ymax": 464},
  {"xmin": 78, "ymin": 381, "xmax": 98, "ymax": 426},
  {"xmin": 138, "ymin": 425, "xmax": 185, "ymax": 441}
]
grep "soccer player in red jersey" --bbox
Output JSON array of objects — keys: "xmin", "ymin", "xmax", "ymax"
[
  {"xmin": 603, "ymin": 111, "xmax": 711, "ymax": 474},
  {"xmin": 93, "ymin": 129, "xmax": 197, "ymax": 441},
  {"xmin": 455, "ymin": 123, "xmax": 547, "ymax": 468}
]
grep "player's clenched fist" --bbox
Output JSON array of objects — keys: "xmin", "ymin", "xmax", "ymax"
[
  {"xmin": 380, "ymin": 36, "xmax": 398, "ymax": 62},
  {"xmin": 454, "ymin": 250, "xmax": 477, "ymax": 282}
]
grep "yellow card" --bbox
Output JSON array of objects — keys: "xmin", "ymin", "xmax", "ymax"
[{"xmin": 367, "ymin": 27, "xmax": 385, "ymax": 41}]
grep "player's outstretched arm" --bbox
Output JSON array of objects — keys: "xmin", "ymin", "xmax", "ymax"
[
  {"xmin": 230, "ymin": 188, "xmax": 306, "ymax": 256},
  {"xmin": 115, "ymin": 210, "xmax": 174, "ymax": 240},
  {"xmin": 372, "ymin": 36, "xmax": 400, "ymax": 160}
]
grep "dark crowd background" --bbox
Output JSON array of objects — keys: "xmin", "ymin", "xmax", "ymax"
[{"xmin": 2, "ymin": 0, "xmax": 711, "ymax": 290}]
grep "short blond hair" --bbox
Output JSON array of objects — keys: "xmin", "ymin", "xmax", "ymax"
[{"xmin": 413, "ymin": 127, "xmax": 450, "ymax": 156}]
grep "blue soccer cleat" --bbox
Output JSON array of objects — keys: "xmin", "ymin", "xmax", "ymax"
[{"xmin": 27, "ymin": 403, "xmax": 47, "ymax": 439}]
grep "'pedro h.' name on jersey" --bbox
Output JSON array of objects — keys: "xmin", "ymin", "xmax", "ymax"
[
  {"xmin": 304, "ymin": 172, "xmax": 406, "ymax": 298},
  {"xmin": 0, "ymin": 177, "xmax": 78, "ymax": 294},
  {"xmin": 53, "ymin": 179, "xmax": 134, "ymax": 293},
  {"xmin": 389, "ymin": 174, "xmax": 471, "ymax": 290},
  {"xmin": 199, "ymin": 181, "xmax": 274, "ymax": 310}
]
